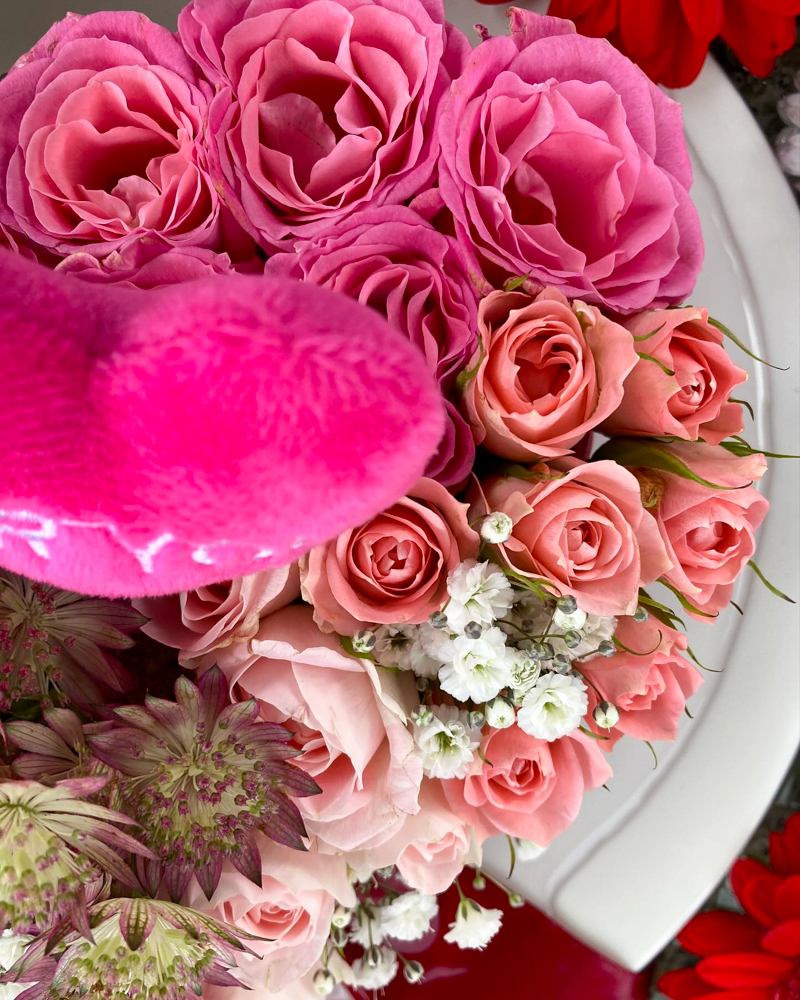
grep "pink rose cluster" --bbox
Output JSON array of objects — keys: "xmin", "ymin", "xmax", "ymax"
[{"xmin": 0, "ymin": 4, "xmax": 779, "ymax": 999}]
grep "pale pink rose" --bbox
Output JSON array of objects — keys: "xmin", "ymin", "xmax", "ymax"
[
  {"xmin": 299, "ymin": 478, "xmax": 479, "ymax": 634},
  {"xmin": 582, "ymin": 616, "xmax": 702, "ymax": 748},
  {"xmin": 646, "ymin": 442, "xmax": 769, "ymax": 617},
  {"xmin": 265, "ymin": 206, "xmax": 479, "ymax": 487},
  {"xmin": 444, "ymin": 726, "xmax": 612, "ymax": 845},
  {"xmin": 186, "ymin": 836, "xmax": 354, "ymax": 993},
  {"xmin": 462, "ymin": 288, "xmax": 638, "ymax": 461},
  {"xmin": 178, "ymin": 0, "xmax": 470, "ymax": 250},
  {"xmin": 218, "ymin": 604, "xmax": 422, "ymax": 853},
  {"xmin": 0, "ymin": 12, "xmax": 237, "ymax": 262},
  {"xmin": 134, "ymin": 565, "xmax": 300, "ymax": 669},
  {"xmin": 478, "ymin": 460, "xmax": 672, "ymax": 616},
  {"xmin": 601, "ymin": 307, "xmax": 748, "ymax": 444},
  {"xmin": 344, "ymin": 779, "xmax": 481, "ymax": 894},
  {"xmin": 437, "ymin": 10, "xmax": 703, "ymax": 312}
]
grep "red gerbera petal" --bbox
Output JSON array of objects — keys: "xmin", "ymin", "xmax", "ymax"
[
  {"xmin": 697, "ymin": 951, "xmax": 794, "ymax": 988},
  {"xmin": 762, "ymin": 919, "xmax": 800, "ymax": 958},
  {"xmin": 732, "ymin": 862, "xmax": 783, "ymax": 927},
  {"xmin": 659, "ymin": 967, "xmax": 715, "ymax": 999},
  {"xmin": 772, "ymin": 817, "xmax": 800, "ymax": 877},
  {"xmin": 618, "ymin": 0, "xmax": 675, "ymax": 56},
  {"xmin": 747, "ymin": 0, "xmax": 800, "ymax": 14},
  {"xmin": 679, "ymin": 910, "xmax": 766, "ymax": 956},
  {"xmin": 679, "ymin": 0, "xmax": 723, "ymax": 41},
  {"xmin": 721, "ymin": 0, "xmax": 798, "ymax": 76},
  {"xmin": 775, "ymin": 877, "xmax": 800, "ymax": 922}
]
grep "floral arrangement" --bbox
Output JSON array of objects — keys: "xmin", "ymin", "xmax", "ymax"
[
  {"xmin": 659, "ymin": 810, "xmax": 800, "ymax": 999},
  {"xmin": 0, "ymin": 3, "xmax": 792, "ymax": 1000}
]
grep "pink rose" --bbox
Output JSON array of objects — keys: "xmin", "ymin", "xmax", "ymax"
[
  {"xmin": 444, "ymin": 726, "xmax": 612, "ymax": 846},
  {"xmin": 462, "ymin": 288, "xmax": 638, "ymax": 461},
  {"xmin": 582, "ymin": 616, "xmax": 702, "ymax": 748},
  {"xmin": 300, "ymin": 477, "xmax": 479, "ymax": 634},
  {"xmin": 178, "ymin": 0, "xmax": 469, "ymax": 250},
  {"xmin": 186, "ymin": 836, "xmax": 354, "ymax": 992},
  {"xmin": 218, "ymin": 604, "xmax": 422, "ymax": 853},
  {"xmin": 0, "ymin": 12, "xmax": 234, "ymax": 262},
  {"xmin": 645, "ymin": 443, "xmax": 769, "ymax": 616},
  {"xmin": 601, "ymin": 307, "xmax": 748, "ymax": 444},
  {"xmin": 437, "ymin": 10, "xmax": 703, "ymax": 312},
  {"xmin": 0, "ymin": 223, "xmax": 37, "ymax": 260},
  {"xmin": 344, "ymin": 780, "xmax": 481, "ymax": 894},
  {"xmin": 266, "ymin": 206, "xmax": 479, "ymax": 486},
  {"xmin": 134, "ymin": 565, "xmax": 300, "ymax": 668},
  {"xmin": 479, "ymin": 460, "xmax": 672, "ymax": 616},
  {"xmin": 54, "ymin": 240, "xmax": 255, "ymax": 289}
]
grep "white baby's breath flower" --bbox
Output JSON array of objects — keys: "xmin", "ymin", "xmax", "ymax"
[
  {"xmin": 380, "ymin": 892, "xmax": 438, "ymax": 941},
  {"xmin": 507, "ymin": 648, "xmax": 541, "ymax": 694},
  {"xmin": 372, "ymin": 624, "xmax": 439, "ymax": 677},
  {"xmin": 445, "ymin": 560, "xmax": 514, "ymax": 631},
  {"xmin": 518, "ymin": 672, "xmax": 588, "ymax": 741},
  {"xmin": 484, "ymin": 696, "xmax": 516, "ymax": 729},
  {"xmin": 414, "ymin": 706, "xmax": 481, "ymax": 779},
  {"xmin": 349, "ymin": 909, "xmax": 385, "ymax": 948},
  {"xmin": 479, "ymin": 512, "xmax": 513, "ymax": 544},
  {"xmin": 438, "ymin": 627, "xmax": 513, "ymax": 703},
  {"xmin": 552, "ymin": 606, "xmax": 588, "ymax": 631},
  {"xmin": 414, "ymin": 623, "xmax": 454, "ymax": 673},
  {"xmin": 352, "ymin": 947, "xmax": 398, "ymax": 990},
  {"xmin": 444, "ymin": 899, "xmax": 503, "ymax": 950},
  {"xmin": 514, "ymin": 839, "xmax": 547, "ymax": 862},
  {"xmin": 509, "ymin": 590, "xmax": 551, "ymax": 633},
  {"xmin": 551, "ymin": 614, "xmax": 617, "ymax": 661}
]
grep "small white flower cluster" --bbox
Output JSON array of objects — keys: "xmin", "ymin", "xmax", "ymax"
[{"xmin": 367, "ymin": 558, "xmax": 618, "ymax": 767}]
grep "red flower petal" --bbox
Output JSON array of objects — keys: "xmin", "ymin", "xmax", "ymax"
[
  {"xmin": 618, "ymin": 0, "xmax": 674, "ymax": 56},
  {"xmin": 762, "ymin": 919, "xmax": 800, "ymax": 958},
  {"xmin": 776, "ymin": 877, "xmax": 800, "ymax": 922},
  {"xmin": 679, "ymin": 911, "xmax": 766, "ymax": 956},
  {"xmin": 747, "ymin": 0, "xmax": 800, "ymax": 14},
  {"xmin": 733, "ymin": 865, "xmax": 784, "ymax": 927},
  {"xmin": 721, "ymin": 0, "xmax": 797, "ymax": 76},
  {"xmin": 732, "ymin": 859, "xmax": 771, "ymax": 900},
  {"xmin": 679, "ymin": 0, "xmax": 723, "ymax": 41},
  {"xmin": 697, "ymin": 951, "xmax": 793, "ymax": 988},
  {"xmin": 659, "ymin": 968, "xmax": 714, "ymax": 999},
  {"xmin": 695, "ymin": 992, "xmax": 776, "ymax": 1000},
  {"xmin": 772, "ymin": 816, "xmax": 800, "ymax": 877}
]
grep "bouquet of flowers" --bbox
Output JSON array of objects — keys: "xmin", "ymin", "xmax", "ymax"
[{"xmin": 0, "ymin": 3, "xmax": 791, "ymax": 999}]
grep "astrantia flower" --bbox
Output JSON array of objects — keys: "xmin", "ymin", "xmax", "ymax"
[
  {"xmin": 438, "ymin": 628, "xmax": 513, "ymax": 703},
  {"xmin": 351, "ymin": 947, "xmax": 398, "ymax": 990},
  {"xmin": 0, "ymin": 777, "xmax": 151, "ymax": 934},
  {"xmin": 380, "ymin": 892, "xmax": 438, "ymax": 942},
  {"xmin": 0, "ymin": 572, "xmax": 144, "ymax": 711},
  {"xmin": 86, "ymin": 668, "xmax": 321, "ymax": 901},
  {"xmin": 7, "ymin": 709, "xmax": 112, "ymax": 785},
  {"xmin": 443, "ymin": 899, "xmax": 503, "ymax": 951},
  {"xmin": 1, "ymin": 898, "xmax": 254, "ymax": 1000},
  {"xmin": 445, "ymin": 561, "xmax": 514, "ymax": 632},
  {"xmin": 414, "ymin": 707, "xmax": 481, "ymax": 780},
  {"xmin": 517, "ymin": 674, "xmax": 588, "ymax": 742}
]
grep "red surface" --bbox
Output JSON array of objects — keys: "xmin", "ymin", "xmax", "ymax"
[{"xmin": 376, "ymin": 883, "xmax": 652, "ymax": 1000}]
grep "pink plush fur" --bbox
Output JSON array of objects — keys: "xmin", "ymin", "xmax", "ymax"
[{"xmin": 0, "ymin": 253, "xmax": 445, "ymax": 597}]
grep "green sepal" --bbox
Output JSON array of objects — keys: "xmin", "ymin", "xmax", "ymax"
[
  {"xmin": 748, "ymin": 560, "xmax": 796, "ymax": 603},
  {"xmin": 593, "ymin": 438, "xmax": 746, "ymax": 491},
  {"xmin": 708, "ymin": 317, "xmax": 788, "ymax": 371}
]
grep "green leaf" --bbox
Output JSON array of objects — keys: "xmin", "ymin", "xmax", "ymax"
[
  {"xmin": 730, "ymin": 600, "xmax": 744, "ymax": 616},
  {"xmin": 720, "ymin": 440, "xmax": 799, "ymax": 459},
  {"xmin": 684, "ymin": 705, "xmax": 694, "ymax": 720},
  {"xmin": 633, "ymin": 322, "xmax": 666, "ymax": 343},
  {"xmin": 636, "ymin": 352, "xmax": 675, "ymax": 376},
  {"xmin": 478, "ymin": 746, "xmax": 494, "ymax": 767},
  {"xmin": 644, "ymin": 741, "xmax": 658, "ymax": 770},
  {"xmin": 339, "ymin": 635, "xmax": 376, "ymax": 661},
  {"xmin": 686, "ymin": 645, "xmax": 722, "ymax": 673},
  {"xmin": 638, "ymin": 589, "xmax": 687, "ymax": 632},
  {"xmin": 730, "ymin": 398, "xmax": 755, "ymax": 421},
  {"xmin": 503, "ymin": 272, "xmax": 530, "ymax": 292},
  {"xmin": 501, "ymin": 463, "xmax": 565, "ymax": 482},
  {"xmin": 658, "ymin": 578, "xmax": 719, "ymax": 619},
  {"xmin": 506, "ymin": 835, "xmax": 517, "ymax": 880},
  {"xmin": 455, "ymin": 337, "xmax": 485, "ymax": 392},
  {"xmin": 748, "ymin": 560, "xmax": 796, "ymax": 603},
  {"xmin": 578, "ymin": 725, "xmax": 609, "ymax": 741},
  {"xmin": 593, "ymin": 438, "xmax": 743, "ymax": 490},
  {"xmin": 708, "ymin": 317, "xmax": 789, "ymax": 371}
]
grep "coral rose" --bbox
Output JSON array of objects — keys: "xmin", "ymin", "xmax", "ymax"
[
  {"xmin": 218, "ymin": 604, "xmax": 422, "ymax": 853},
  {"xmin": 134, "ymin": 565, "xmax": 300, "ymax": 668},
  {"xmin": 444, "ymin": 725, "xmax": 612, "ymax": 845},
  {"xmin": 601, "ymin": 307, "xmax": 747, "ymax": 444},
  {"xmin": 582, "ymin": 615, "xmax": 702, "ymax": 748},
  {"xmin": 300, "ymin": 477, "xmax": 479, "ymax": 634},
  {"xmin": 437, "ymin": 9, "xmax": 703, "ymax": 312},
  {"xmin": 266, "ymin": 206, "xmax": 479, "ymax": 486},
  {"xmin": 479, "ymin": 460, "xmax": 672, "ymax": 616},
  {"xmin": 644, "ymin": 442, "xmax": 769, "ymax": 617},
  {"xmin": 186, "ymin": 836, "xmax": 354, "ymax": 992},
  {"xmin": 0, "ymin": 12, "xmax": 231, "ymax": 262},
  {"xmin": 178, "ymin": 0, "xmax": 469, "ymax": 249},
  {"xmin": 462, "ymin": 288, "xmax": 638, "ymax": 460}
]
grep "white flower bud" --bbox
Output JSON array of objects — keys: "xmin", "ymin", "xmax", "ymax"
[
  {"xmin": 444, "ymin": 899, "xmax": 503, "ymax": 950},
  {"xmin": 633, "ymin": 606, "xmax": 649, "ymax": 623},
  {"xmin": 352, "ymin": 629, "xmax": 377, "ymax": 654},
  {"xmin": 480, "ymin": 512, "xmax": 513, "ymax": 544},
  {"xmin": 410, "ymin": 704, "xmax": 434, "ymax": 727},
  {"xmin": 508, "ymin": 892, "xmax": 524, "ymax": 909},
  {"xmin": 472, "ymin": 873, "xmax": 486, "ymax": 891},
  {"xmin": 552, "ymin": 606, "xmax": 587, "ymax": 631},
  {"xmin": 331, "ymin": 906, "xmax": 351, "ymax": 929},
  {"xmin": 468, "ymin": 709, "xmax": 485, "ymax": 729},
  {"xmin": 403, "ymin": 960, "xmax": 425, "ymax": 984},
  {"xmin": 313, "ymin": 968, "xmax": 336, "ymax": 996},
  {"xmin": 593, "ymin": 700, "xmax": 620, "ymax": 729},
  {"xmin": 484, "ymin": 696, "xmax": 515, "ymax": 729},
  {"xmin": 598, "ymin": 640, "xmax": 616, "ymax": 658}
]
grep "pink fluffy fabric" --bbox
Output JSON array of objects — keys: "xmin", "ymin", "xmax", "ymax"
[{"xmin": 0, "ymin": 253, "xmax": 444, "ymax": 597}]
